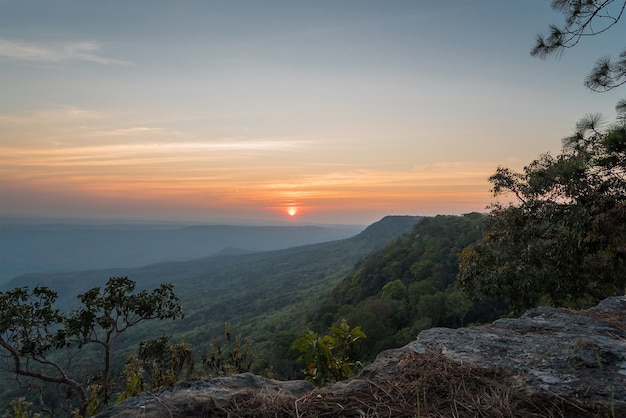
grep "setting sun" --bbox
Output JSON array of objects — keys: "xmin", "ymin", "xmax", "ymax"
[{"xmin": 1, "ymin": 1, "xmax": 614, "ymax": 226}]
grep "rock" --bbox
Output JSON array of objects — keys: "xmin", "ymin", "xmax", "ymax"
[
  {"xmin": 408, "ymin": 296, "xmax": 626, "ymax": 414},
  {"xmin": 97, "ymin": 297, "xmax": 625, "ymax": 417},
  {"xmin": 95, "ymin": 373, "xmax": 314, "ymax": 418}
]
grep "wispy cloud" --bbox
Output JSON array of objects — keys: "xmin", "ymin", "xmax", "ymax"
[
  {"xmin": 0, "ymin": 39, "xmax": 126, "ymax": 64},
  {"xmin": 0, "ymin": 139, "xmax": 310, "ymax": 168},
  {"xmin": 0, "ymin": 106, "xmax": 104, "ymax": 124},
  {"xmin": 262, "ymin": 163, "xmax": 493, "ymax": 192},
  {"xmin": 94, "ymin": 127, "xmax": 167, "ymax": 137},
  {"xmin": 60, "ymin": 139, "xmax": 308, "ymax": 153}
]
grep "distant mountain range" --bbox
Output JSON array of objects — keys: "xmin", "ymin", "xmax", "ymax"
[{"xmin": 0, "ymin": 221, "xmax": 364, "ymax": 284}]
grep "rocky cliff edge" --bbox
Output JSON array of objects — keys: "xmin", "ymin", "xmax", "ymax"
[{"xmin": 97, "ymin": 296, "xmax": 625, "ymax": 417}]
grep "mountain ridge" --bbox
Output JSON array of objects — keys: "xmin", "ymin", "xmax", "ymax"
[{"xmin": 0, "ymin": 222, "xmax": 366, "ymax": 284}]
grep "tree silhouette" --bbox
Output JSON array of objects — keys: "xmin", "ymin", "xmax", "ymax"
[
  {"xmin": 0, "ymin": 277, "xmax": 183, "ymax": 417},
  {"xmin": 459, "ymin": 116, "xmax": 626, "ymax": 312},
  {"xmin": 531, "ymin": 0, "xmax": 625, "ymax": 116}
]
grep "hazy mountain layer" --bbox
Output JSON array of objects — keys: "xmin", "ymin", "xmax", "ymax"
[{"xmin": 0, "ymin": 221, "xmax": 363, "ymax": 284}]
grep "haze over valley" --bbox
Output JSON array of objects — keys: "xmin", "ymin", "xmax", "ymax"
[{"xmin": 0, "ymin": 219, "xmax": 364, "ymax": 284}]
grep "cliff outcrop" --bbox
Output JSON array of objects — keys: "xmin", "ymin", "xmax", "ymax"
[{"xmin": 97, "ymin": 296, "xmax": 625, "ymax": 417}]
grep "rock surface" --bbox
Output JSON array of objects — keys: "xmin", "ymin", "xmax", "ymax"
[
  {"xmin": 409, "ymin": 296, "xmax": 626, "ymax": 414},
  {"xmin": 97, "ymin": 296, "xmax": 626, "ymax": 417},
  {"xmin": 96, "ymin": 373, "xmax": 314, "ymax": 418}
]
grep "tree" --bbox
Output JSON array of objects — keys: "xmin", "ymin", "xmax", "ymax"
[
  {"xmin": 0, "ymin": 277, "xmax": 183, "ymax": 417},
  {"xmin": 458, "ymin": 116, "xmax": 626, "ymax": 313},
  {"xmin": 531, "ymin": 0, "xmax": 625, "ymax": 116},
  {"xmin": 381, "ymin": 279, "xmax": 407, "ymax": 301},
  {"xmin": 292, "ymin": 320, "xmax": 366, "ymax": 386},
  {"xmin": 444, "ymin": 289, "xmax": 473, "ymax": 327}
]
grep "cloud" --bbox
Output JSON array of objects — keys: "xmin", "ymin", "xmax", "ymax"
[
  {"xmin": 0, "ymin": 107, "xmax": 104, "ymax": 124},
  {"xmin": 0, "ymin": 139, "xmax": 310, "ymax": 170},
  {"xmin": 0, "ymin": 39, "xmax": 126, "ymax": 64},
  {"xmin": 94, "ymin": 127, "xmax": 167, "ymax": 137},
  {"xmin": 262, "ymin": 163, "xmax": 493, "ymax": 192},
  {"xmin": 55, "ymin": 138, "xmax": 308, "ymax": 152}
]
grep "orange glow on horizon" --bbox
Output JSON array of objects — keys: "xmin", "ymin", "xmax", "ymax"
[{"xmin": 1, "ymin": 141, "xmax": 496, "ymax": 221}]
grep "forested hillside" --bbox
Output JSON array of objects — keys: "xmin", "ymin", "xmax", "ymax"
[
  {"xmin": 306, "ymin": 213, "xmax": 506, "ymax": 360},
  {"xmin": 0, "ymin": 215, "xmax": 422, "ymax": 407},
  {"xmin": 140, "ymin": 215, "xmax": 423, "ymax": 372},
  {"xmin": 1, "ymin": 214, "xmax": 513, "ymax": 413}
]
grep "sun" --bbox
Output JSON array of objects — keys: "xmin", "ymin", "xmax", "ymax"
[{"xmin": 286, "ymin": 206, "xmax": 298, "ymax": 217}]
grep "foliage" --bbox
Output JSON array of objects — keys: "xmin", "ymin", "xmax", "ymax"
[
  {"xmin": 117, "ymin": 355, "xmax": 144, "ymax": 402},
  {"xmin": 0, "ymin": 277, "xmax": 183, "ymax": 417},
  {"xmin": 263, "ymin": 332, "xmax": 301, "ymax": 380},
  {"xmin": 0, "ymin": 216, "xmax": 419, "ymax": 404},
  {"xmin": 458, "ymin": 117, "xmax": 626, "ymax": 313},
  {"xmin": 2, "ymin": 398, "xmax": 38, "ymax": 418},
  {"xmin": 141, "ymin": 336, "xmax": 194, "ymax": 386},
  {"xmin": 531, "ymin": 0, "xmax": 625, "ymax": 116},
  {"xmin": 308, "ymin": 214, "xmax": 505, "ymax": 360},
  {"xmin": 292, "ymin": 320, "xmax": 366, "ymax": 386},
  {"xmin": 119, "ymin": 324, "xmax": 251, "ymax": 403},
  {"xmin": 202, "ymin": 322, "xmax": 253, "ymax": 377},
  {"xmin": 118, "ymin": 335, "xmax": 193, "ymax": 402}
]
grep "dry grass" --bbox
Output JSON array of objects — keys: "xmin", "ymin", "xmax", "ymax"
[{"xmin": 211, "ymin": 352, "xmax": 613, "ymax": 418}]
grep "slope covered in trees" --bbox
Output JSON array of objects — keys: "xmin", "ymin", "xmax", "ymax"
[
  {"xmin": 459, "ymin": 116, "xmax": 626, "ymax": 314},
  {"xmin": 6, "ymin": 207, "xmax": 621, "ymax": 415},
  {"xmin": 0, "ymin": 215, "xmax": 422, "ymax": 403},
  {"xmin": 306, "ymin": 213, "xmax": 506, "ymax": 361}
]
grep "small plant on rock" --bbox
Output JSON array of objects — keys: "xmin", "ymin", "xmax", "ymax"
[
  {"xmin": 202, "ymin": 322, "xmax": 253, "ymax": 376},
  {"xmin": 292, "ymin": 319, "xmax": 366, "ymax": 386}
]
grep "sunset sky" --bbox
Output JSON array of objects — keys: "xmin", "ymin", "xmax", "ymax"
[{"xmin": 1, "ymin": 1, "xmax": 623, "ymax": 225}]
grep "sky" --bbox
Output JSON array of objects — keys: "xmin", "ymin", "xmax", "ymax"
[{"xmin": 0, "ymin": 0, "xmax": 624, "ymax": 225}]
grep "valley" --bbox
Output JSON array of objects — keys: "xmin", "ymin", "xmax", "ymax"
[
  {"xmin": 0, "ymin": 220, "xmax": 364, "ymax": 284},
  {"xmin": 0, "ymin": 215, "xmax": 422, "ymax": 407}
]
